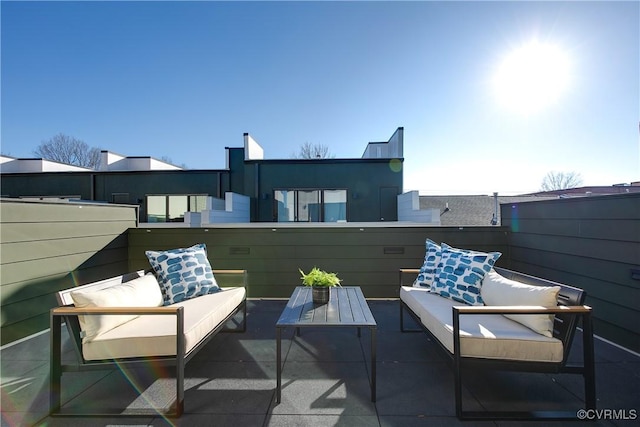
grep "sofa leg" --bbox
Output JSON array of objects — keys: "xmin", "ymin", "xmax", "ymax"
[
  {"xmin": 399, "ymin": 301, "xmax": 422, "ymax": 333},
  {"xmin": 240, "ymin": 301, "xmax": 247, "ymax": 332},
  {"xmin": 453, "ymin": 311, "xmax": 463, "ymax": 418},
  {"xmin": 175, "ymin": 310, "xmax": 185, "ymax": 417},
  {"xmin": 582, "ymin": 312, "xmax": 596, "ymax": 410},
  {"xmin": 49, "ymin": 313, "xmax": 62, "ymax": 415}
]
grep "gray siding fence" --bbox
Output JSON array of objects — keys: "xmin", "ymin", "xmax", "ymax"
[
  {"xmin": 128, "ymin": 225, "xmax": 509, "ymax": 299},
  {"xmin": 501, "ymin": 193, "xmax": 640, "ymax": 353},
  {"xmin": 0, "ymin": 199, "xmax": 137, "ymax": 344}
]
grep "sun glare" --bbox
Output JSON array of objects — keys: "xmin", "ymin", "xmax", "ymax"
[{"xmin": 494, "ymin": 41, "xmax": 570, "ymax": 115}]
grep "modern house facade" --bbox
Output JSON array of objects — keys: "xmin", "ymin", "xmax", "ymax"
[{"xmin": 0, "ymin": 128, "xmax": 404, "ymax": 223}]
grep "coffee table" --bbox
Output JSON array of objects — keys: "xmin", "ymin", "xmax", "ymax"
[{"xmin": 275, "ymin": 286, "xmax": 377, "ymax": 403}]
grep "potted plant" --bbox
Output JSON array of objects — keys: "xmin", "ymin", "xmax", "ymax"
[{"xmin": 299, "ymin": 267, "xmax": 342, "ymax": 304}]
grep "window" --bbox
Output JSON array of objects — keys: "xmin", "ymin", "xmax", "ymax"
[
  {"xmin": 147, "ymin": 195, "xmax": 167, "ymax": 223},
  {"xmin": 323, "ymin": 189, "xmax": 347, "ymax": 222},
  {"xmin": 274, "ymin": 189, "xmax": 347, "ymax": 222},
  {"xmin": 168, "ymin": 196, "xmax": 188, "ymax": 222},
  {"xmin": 145, "ymin": 195, "xmax": 208, "ymax": 222},
  {"xmin": 275, "ymin": 190, "xmax": 295, "ymax": 222},
  {"xmin": 297, "ymin": 190, "xmax": 320, "ymax": 222},
  {"xmin": 189, "ymin": 195, "xmax": 208, "ymax": 212}
]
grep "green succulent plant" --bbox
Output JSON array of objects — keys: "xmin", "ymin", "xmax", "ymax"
[{"xmin": 299, "ymin": 267, "xmax": 342, "ymax": 287}]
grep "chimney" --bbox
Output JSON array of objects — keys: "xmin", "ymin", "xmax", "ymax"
[{"xmin": 491, "ymin": 192, "xmax": 499, "ymax": 225}]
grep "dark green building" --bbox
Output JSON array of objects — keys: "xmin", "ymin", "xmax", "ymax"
[{"xmin": 0, "ymin": 128, "xmax": 404, "ymax": 223}]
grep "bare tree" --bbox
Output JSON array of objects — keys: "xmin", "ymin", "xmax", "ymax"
[
  {"xmin": 34, "ymin": 133, "xmax": 101, "ymax": 169},
  {"xmin": 540, "ymin": 171, "xmax": 583, "ymax": 191},
  {"xmin": 291, "ymin": 142, "xmax": 334, "ymax": 159}
]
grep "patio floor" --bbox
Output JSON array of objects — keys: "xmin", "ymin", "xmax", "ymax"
[{"xmin": 2, "ymin": 299, "xmax": 639, "ymax": 427}]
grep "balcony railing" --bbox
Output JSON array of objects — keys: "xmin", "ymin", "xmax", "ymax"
[{"xmin": 2, "ymin": 193, "xmax": 639, "ymax": 353}]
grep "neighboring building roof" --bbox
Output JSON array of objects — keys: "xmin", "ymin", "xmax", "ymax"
[
  {"xmin": 0, "ymin": 151, "xmax": 183, "ymax": 173},
  {"xmin": 99, "ymin": 151, "xmax": 182, "ymax": 171},
  {"xmin": 0, "ymin": 155, "xmax": 93, "ymax": 173},
  {"xmin": 419, "ymin": 195, "xmax": 554, "ymax": 226},
  {"xmin": 420, "ymin": 183, "xmax": 640, "ymax": 226},
  {"xmin": 524, "ymin": 184, "xmax": 640, "ymax": 197}
]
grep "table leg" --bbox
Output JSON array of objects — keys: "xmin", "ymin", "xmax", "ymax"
[
  {"xmin": 276, "ymin": 327, "xmax": 282, "ymax": 403},
  {"xmin": 371, "ymin": 326, "xmax": 377, "ymax": 402}
]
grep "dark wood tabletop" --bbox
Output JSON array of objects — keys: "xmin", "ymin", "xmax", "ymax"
[{"xmin": 276, "ymin": 286, "xmax": 377, "ymax": 328}]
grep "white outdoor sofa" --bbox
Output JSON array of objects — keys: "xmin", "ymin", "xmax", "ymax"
[
  {"xmin": 50, "ymin": 269, "xmax": 247, "ymax": 417},
  {"xmin": 400, "ymin": 266, "xmax": 596, "ymax": 420}
]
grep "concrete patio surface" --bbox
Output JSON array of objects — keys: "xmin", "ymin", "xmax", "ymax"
[{"xmin": 2, "ymin": 299, "xmax": 639, "ymax": 427}]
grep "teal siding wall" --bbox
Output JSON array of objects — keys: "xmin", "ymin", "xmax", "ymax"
[
  {"xmin": 1, "ymin": 170, "xmax": 227, "ymax": 221},
  {"xmin": 246, "ymin": 159, "xmax": 403, "ymax": 222},
  {"xmin": 501, "ymin": 193, "xmax": 640, "ymax": 353},
  {"xmin": 93, "ymin": 170, "xmax": 226, "ymax": 219},
  {"xmin": 0, "ymin": 199, "xmax": 137, "ymax": 345},
  {"xmin": 0, "ymin": 173, "xmax": 92, "ymax": 199}
]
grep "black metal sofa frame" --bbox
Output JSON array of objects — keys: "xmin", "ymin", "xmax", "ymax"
[
  {"xmin": 50, "ymin": 269, "xmax": 247, "ymax": 418},
  {"xmin": 399, "ymin": 266, "xmax": 596, "ymax": 420}
]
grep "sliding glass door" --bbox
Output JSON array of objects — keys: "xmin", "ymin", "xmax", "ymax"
[{"xmin": 274, "ymin": 189, "xmax": 346, "ymax": 222}]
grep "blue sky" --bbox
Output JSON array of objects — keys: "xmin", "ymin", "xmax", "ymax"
[{"xmin": 2, "ymin": 1, "xmax": 638, "ymax": 195}]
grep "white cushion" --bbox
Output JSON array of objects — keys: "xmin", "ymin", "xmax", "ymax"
[
  {"xmin": 70, "ymin": 273, "xmax": 163, "ymax": 342},
  {"xmin": 400, "ymin": 286, "xmax": 434, "ymax": 319},
  {"xmin": 481, "ymin": 270, "xmax": 560, "ymax": 337},
  {"xmin": 401, "ymin": 289, "xmax": 563, "ymax": 362},
  {"xmin": 82, "ymin": 287, "xmax": 246, "ymax": 360}
]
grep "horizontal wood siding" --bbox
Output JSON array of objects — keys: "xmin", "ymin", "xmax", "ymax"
[
  {"xmin": 128, "ymin": 225, "xmax": 509, "ymax": 299},
  {"xmin": 0, "ymin": 199, "xmax": 137, "ymax": 345},
  {"xmin": 501, "ymin": 193, "xmax": 640, "ymax": 353}
]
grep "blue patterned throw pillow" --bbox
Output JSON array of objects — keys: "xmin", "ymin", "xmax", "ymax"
[
  {"xmin": 413, "ymin": 239, "xmax": 442, "ymax": 289},
  {"xmin": 145, "ymin": 243, "xmax": 219, "ymax": 305},
  {"xmin": 431, "ymin": 243, "xmax": 501, "ymax": 305}
]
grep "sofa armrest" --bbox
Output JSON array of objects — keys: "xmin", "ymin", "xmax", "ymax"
[
  {"xmin": 399, "ymin": 268, "xmax": 420, "ymax": 287},
  {"xmin": 52, "ymin": 305, "xmax": 182, "ymax": 316},
  {"xmin": 453, "ymin": 305, "xmax": 592, "ymax": 316}
]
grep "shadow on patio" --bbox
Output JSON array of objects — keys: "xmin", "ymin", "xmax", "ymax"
[{"xmin": 2, "ymin": 299, "xmax": 639, "ymax": 427}]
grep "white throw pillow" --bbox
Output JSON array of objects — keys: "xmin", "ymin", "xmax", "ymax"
[
  {"xmin": 70, "ymin": 273, "xmax": 163, "ymax": 342},
  {"xmin": 481, "ymin": 270, "xmax": 560, "ymax": 337}
]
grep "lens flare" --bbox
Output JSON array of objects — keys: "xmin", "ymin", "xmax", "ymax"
[{"xmin": 389, "ymin": 159, "xmax": 402, "ymax": 173}]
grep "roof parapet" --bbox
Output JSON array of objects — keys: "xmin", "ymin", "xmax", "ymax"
[
  {"xmin": 99, "ymin": 150, "xmax": 181, "ymax": 171},
  {"xmin": 244, "ymin": 133, "xmax": 264, "ymax": 161},
  {"xmin": 362, "ymin": 127, "xmax": 403, "ymax": 159}
]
